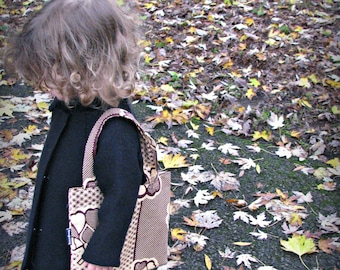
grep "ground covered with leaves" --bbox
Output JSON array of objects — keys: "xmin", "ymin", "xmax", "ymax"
[{"xmin": 0, "ymin": 0, "xmax": 339, "ymax": 269}]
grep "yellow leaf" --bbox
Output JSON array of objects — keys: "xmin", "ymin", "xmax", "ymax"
[
  {"xmin": 189, "ymin": 121, "xmax": 199, "ymax": 131},
  {"xmin": 299, "ymin": 99, "xmax": 312, "ymax": 108},
  {"xmin": 165, "ymin": 37, "xmax": 173, "ymax": 44},
  {"xmin": 117, "ymin": 0, "xmax": 124, "ymax": 6},
  {"xmin": 244, "ymin": 17, "xmax": 254, "ymax": 26},
  {"xmin": 256, "ymin": 164, "xmax": 261, "ymax": 174},
  {"xmin": 138, "ymin": 39, "xmax": 151, "ymax": 48},
  {"xmin": 3, "ymin": 260, "xmax": 22, "ymax": 270},
  {"xmin": 12, "ymin": 149, "xmax": 30, "ymax": 161},
  {"xmin": 239, "ymin": 43, "xmax": 247, "ymax": 50},
  {"xmin": 37, "ymin": 101, "xmax": 49, "ymax": 111},
  {"xmin": 211, "ymin": 190, "xmax": 223, "ymax": 198},
  {"xmin": 144, "ymin": 3, "xmax": 154, "ymax": 9},
  {"xmin": 294, "ymin": 25, "xmax": 304, "ymax": 32},
  {"xmin": 297, "ymin": 77, "xmax": 311, "ymax": 88},
  {"xmin": 189, "ymin": 26, "xmax": 196, "ymax": 34},
  {"xmin": 204, "ymin": 254, "xmax": 212, "ymax": 270},
  {"xmin": 172, "ymin": 109, "xmax": 189, "ymax": 125},
  {"xmin": 157, "ymin": 137, "xmax": 168, "ymax": 146},
  {"xmin": 276, "ymin": 188, "xmax": 288, "ymax": 200},
  {"xmin": 289, "ymin": 213, "xmax": 303, "ymax": 226},
  {"xmin": 327, "ymin": 158, "xmax": 340, "ymax": 168},
  {"xmin": 207, "ymin": 14, "xmax": 214, "ymax": 22},
  {"xmin": 246, "ymin": 88, "xmax": 256, "ymax": 100},
  {"xmin": 161, "ymin": 153, "xmax": 190, "ymax": 169},
  {"xmin": 24, "ymin": 125, "xmax": 37, "ymax": 134},
  {"xmin": 171, "ymin": 228, "xmax": 187, "ymax": 242},
  {"xmin": 237, "ymin": 106, "xmax": 246, "ymax": 114},
  {"xmin": 309, "ymin": 74, "xmax": 319, "ymax": 84},
  {"xmin": 161, "ymin": 84, "xmax": 175, "ymax": 92},
  {"xmin": 325, "ymin": 79, "xmax": 340, "ymax": 88},
  {"xmin": 205, "ymin": 126, "xmax": 214, "ymax": 136},
  {"xmin": 291, "ymin": 130, "xmax": 302, "ymax": 138},
  {"xmin": 222, "ymin": 58, "xmax": 233, "ymax": 69},
  {"xmin": 143, "ymin": 53, "xmax": 153, "ymax": 64},
  {"xmin": 252, "ymin": 130, "xmax": 272, "ymax": 141}
]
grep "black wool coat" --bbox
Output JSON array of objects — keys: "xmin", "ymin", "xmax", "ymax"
[{"xmin": 21, "ymin": 99, "xmax": 144, "ymax": 270}]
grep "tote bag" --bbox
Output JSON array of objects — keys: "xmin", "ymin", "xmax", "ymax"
[{"xmin": 67, "ymin": 108, "xmax": 171, "ymax": 270}]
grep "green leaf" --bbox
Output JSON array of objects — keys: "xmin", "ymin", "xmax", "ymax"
[
  {"xmin": 281, "ymin": 234, "xmax": 317, "ymax": 256},
  {"xmin": 249, "ymin": 78, "xmax": 261, "ymax": 88},
  {"xmin": 281, "ymin": 235, "xmax": 317, "ymax": 269}
]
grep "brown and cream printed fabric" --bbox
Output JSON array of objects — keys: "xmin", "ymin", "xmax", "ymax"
[{"xmin": 68, "ymin": 108, "xmax": 171, "ymax": 270}]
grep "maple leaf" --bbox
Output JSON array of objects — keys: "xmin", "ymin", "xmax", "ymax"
[
  {"xmin": 281, "ymin": 222, "xmax": 303, "ymax": 235},
  {"xmin": 186, "ymin": 129, "xmax": 200, "ymax": 139},
  {"xmin": 0, "ymin": 210, "xmax": 12, "ymax": 223},
  {"xmin": 218, "ymin": 143, "xmax": 240, "ymax": 156},
  {"xmin": 193, "ymin": 190, "xmax": 214, "ymax": 207},
  {"xmin": 249, "ymin": 229, "xmax": 268, "ymax": 240},
  {"xmin": 249, "ymin": 212, "xmax": 272, "ymax": 228},
  {"xmin": 292, "ymin": 191, "xmax": 313, "ymax": 204},
  {"xmin": 326, "ymin": 157, "xmax": 340, "ymax": 169},
  {"xmin": 245, "ymin": 88, "xmax": 256, "ymax": 100},
  {"xmin": 211, "ymin": 171, "xmax": 240, "ymax": 191},
  {"xmin": 275, "ymin": 146, "xmax": 292, "ymax": 159},
  {"xmin": 297, "ymin": 77, "xmax": 311, "ymax": 88},
  {"xmin": 171, "ymin": 228, "xmax": 187, "ymax": 242},
  {"xmin": 170, "ymin": 199, "xmax": 191, "ymax": 215},
  {"xmin": 2, "ymin": 221, "xmax": 28, "ymax": 236},
  {"xmin": 267, "ymin": 112, "xmax": 284, "ymax": 130},
  {"xmin": 249, "ymin": 78, "xmax": 261, "ymax": 88},
  {"xmin": 177, "ymin": 139, "xmax": 193, "ymax": 148},
  {"xmin": 201, "ymin": 141, "xmax": 216, "ymax": 151},
  {"xmin": 219, "ymin": 247, "xmax": 236, "ymax": 259},
  {"xmin": 318, "ymin": 213, "xmax": 340, "ymax": 233},
  {"xmin": 205, "ymin": 126, "xmax": 214, "ymax": 136},
  {"xmin": 236, "ymin": 254, "xmax": 258, "ymax": 269},
  {"xmin": 318, "ymin": 238, "xmax": 340, "ymax": 254},
  {"xmin": 232, "ymin": 158, "xmax": 256, "ymax": 170},
  {"xmin": 0, "ymin": 99, "xmax": 15, "ymax": 117},
  {"xmin": 280, "ymin": 234, "xmax": 317, "ymax": 269},
  {"xmin": 233, "ymin": 211, "xmax": 250, "ymax": 224},
  {"xmin": 183, "ymin": 214, "xmax": 200, "ymax": 227},
  {"xmin": 193, "ymin": 210, "xmax": 222, "ymax": 229},
  {"xmin": 252, "ymin": 130, "xmax": 272, "ymax": 141},
  {"xmin": 161, "ymin": 153, "xmax": 190, "ymax": 169},
  {"xmin": 185, "ymin": 232, "xmax": 209, "ymax": 249},
  {"xmin": 10, "ymin": 133, "xmax": 31, "ymax": 146}
]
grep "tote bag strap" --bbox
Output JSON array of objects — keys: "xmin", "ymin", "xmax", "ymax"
[{"xmin": 82, "ymin": 108, "xmax": 159, "ymax": 190}]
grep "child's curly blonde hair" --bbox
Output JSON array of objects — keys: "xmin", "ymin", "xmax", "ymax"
[{"xmin": 6, "ymin": 0, "xmax": 141, "ymax": 107}]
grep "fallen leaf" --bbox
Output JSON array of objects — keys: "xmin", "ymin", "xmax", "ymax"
[{"xmin": 204, "ymin": 254, "xmax": 212, "ymax": 270}]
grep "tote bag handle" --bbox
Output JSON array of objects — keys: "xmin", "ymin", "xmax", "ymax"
[{"xmin": 82, "ymin": 108, "xmax": 159, "ymax": 190}]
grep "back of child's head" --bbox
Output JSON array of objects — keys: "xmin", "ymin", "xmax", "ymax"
[{"xmin": 5, "ymin": 0, "xmax": 141, "ymax": 107}]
